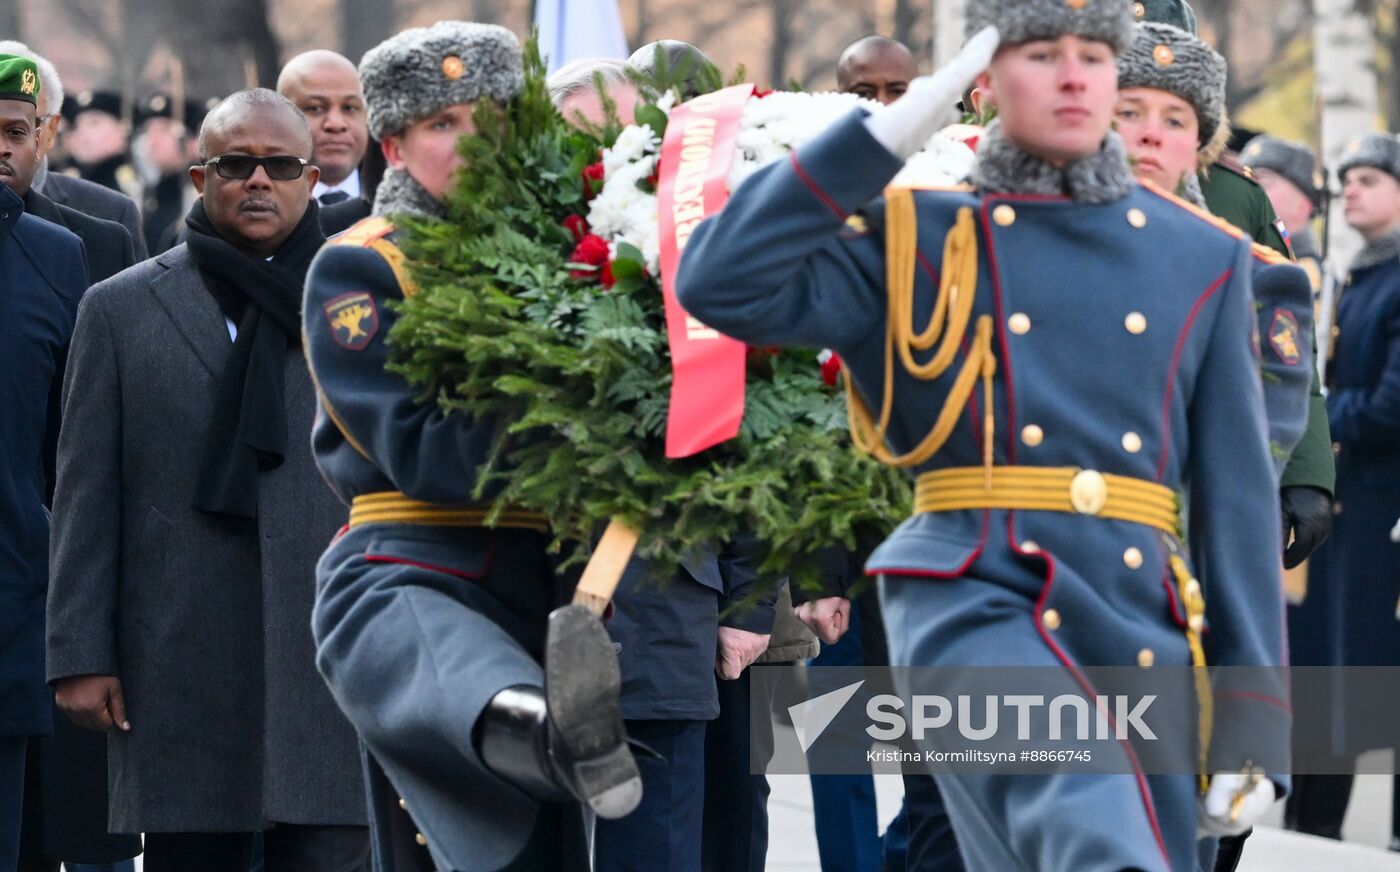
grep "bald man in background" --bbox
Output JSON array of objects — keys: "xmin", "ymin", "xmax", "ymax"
[
  {"xmin": 836, "ymin": 35, "xmax": 918, "ymax": 106},
  {"xmin": 277, "ymin": 50, "xmax": 370, "ymax": 234}
]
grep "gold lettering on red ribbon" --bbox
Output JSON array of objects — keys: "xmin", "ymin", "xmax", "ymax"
[{"xmin": 656, "ymin": 84, "xmax": 754, "ymax": 457}]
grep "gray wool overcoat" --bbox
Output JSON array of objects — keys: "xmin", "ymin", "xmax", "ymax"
[{"xmin": 45, "ymin": 244, "xmax": 366, "ymax": 832}]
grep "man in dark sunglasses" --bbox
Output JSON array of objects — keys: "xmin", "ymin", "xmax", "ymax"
[
  {"xmin": 48, "ymin": 88, "xmax": 372, "ymax": 871},
  {"xmin": 189, "ymin": 93, "xmax": 319, "ymax": 258}
]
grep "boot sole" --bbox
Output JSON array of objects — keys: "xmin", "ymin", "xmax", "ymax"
[{"xmin": 546, "ymin": 605, "xmax": 643, "ymax": 819}]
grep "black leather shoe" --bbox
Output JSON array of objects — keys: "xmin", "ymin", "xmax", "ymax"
[{"xmin": 476, "ymin": 605, "xmax": 642, "ymax": 819}]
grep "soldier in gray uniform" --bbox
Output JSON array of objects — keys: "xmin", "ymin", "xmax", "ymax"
[
  {"xmin": 303, "ymin": 22, "xmax": 641, "ymax": 872},
  {"xmin": 677, "ymin": 1, "xmax": 1290, "ymax": 869},
  {"xmin": 1240, "ymin": 136, "xmax": 1328, "ymax": 291}
]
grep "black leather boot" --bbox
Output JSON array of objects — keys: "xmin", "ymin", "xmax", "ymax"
[{"xmin": 476, "ymin": 605, "xmax": 643, "ymax": 819}]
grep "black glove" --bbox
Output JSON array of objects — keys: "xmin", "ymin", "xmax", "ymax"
[{"xmin": 1280, "ymin": 485, "xmax": 1333, "ymax": 569}]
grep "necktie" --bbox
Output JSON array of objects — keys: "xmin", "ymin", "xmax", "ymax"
[{"xmin": 319, "ymin": 190, "xmax": 351, "ymax": 206}]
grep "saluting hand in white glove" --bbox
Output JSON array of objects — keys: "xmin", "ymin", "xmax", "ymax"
[
  {"xmin": 1198, "ymin": 771, "xmax": 1276, "ymax": 839},
  {"xmin": 864, "ymin": 26, "xmax": 1001, "ymax": 161}
]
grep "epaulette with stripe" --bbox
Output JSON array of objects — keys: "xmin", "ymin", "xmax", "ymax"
[
  {"xmin": 1211, "ymin": 156, "xmax": 1259, "ymax": 185},
  {"xmin": 331, "ymin": 215, "xmax": 396, "ymax": 248},
  {"xmin": 1139, "ymin": 180, "xmax": 1293, "ymax": 266},
  {"xmin": 329, "ymin": 216, "xmax": 419, "ymax": 297}
]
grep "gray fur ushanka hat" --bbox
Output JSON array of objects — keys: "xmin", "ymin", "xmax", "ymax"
[
  {"xmin": 1116, "ymin": 22, "xmax": 1226, "ymax": 148},
  {"xmin": 1240, "ymin": 135, "xmax": 1325, "ymax": 208},
  {"xmin": 1337, "ymin": 133, "xmax": 1400, "ymax": 181},
  {"xmin": 966, "ymin": 0, "xmax": 1135, "ymax": 54},
  {"xmin": 360, "ymin": 21, "xmax": 524, "ymax": 139}
]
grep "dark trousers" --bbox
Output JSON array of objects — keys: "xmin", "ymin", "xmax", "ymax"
[
  {"xmin": 702, "ymin": 670, "xmax": 772, "ymax": 872},
  {"xmin": 1284, "ymin": 773, "xmax": 1354, "ymax": 839},
  {"xmin": 596, "ymin": 720, "xmax": 707, "ymax": 872},
  {"xmin": 144, "ymin": 824, "xmax": 369, "ymax": 872},
  {"xmin": 1, "ymin": 737, "xmax": 25, "ymax": 872},
  {"xmin": 806, "ymin": 600, "xmax": 882, "ymax": 872}
]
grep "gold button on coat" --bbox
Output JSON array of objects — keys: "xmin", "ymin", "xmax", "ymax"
[
  {"xmin": 1042, "ymin": 609, "xmax": 1062, "ymax": 630},
  {"xmin": 1009, "ymin": 313, "xmax": 1031, "ymax": 334},
  {"xmin": 1125, "ymin": 312, "xmax": 1147, "ymax": 334},
  {"xmin": 1021, "ymin": 425, "xmax": 1044, "ymax": 447},
  {"xmin": 1138, "ymin": 649, "xmax": 1155, "ymax": 669},
  {"xmin": 1069, "ymin": 470, "xmax": 1107, "ymax": 515},
  {"xmin": 993, "ymin": 204, "xmax": 1016, "ymax": 226},
  {"xmin": 1022, "ymin": 541, "xmax": 1040, "ymax": 553},
  {"xmin": 398, "ymin": 798, "xmax": 407, "ymax": 810},
  {"xmin": 1122, "ymin": 432, "xmax": 1142, "ymax": 454},
  {"xmin": 1123, "ymin": 547, "xmax": 1144, "ymax": 569},
  {"xmin": 415, "ymin": 833, "xmax": 428, "ymax": 846},
  {"xmin": 1127, "ymin": 208, "xmax": 1148, "ymax": 228}
]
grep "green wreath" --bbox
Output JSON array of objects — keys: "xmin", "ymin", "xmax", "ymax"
[{"xmin": 386, "ymin": 40, "xmax": 909, "ymax": 585}]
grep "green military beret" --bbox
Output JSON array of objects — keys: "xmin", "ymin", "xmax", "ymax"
[
  {"xmin": 1117, "ymin": 22, "xmax": 1226, "ymax": 148},
  {"xmin": 1131, "ymin": 0, "xmax": 1197, "ymax": 35},
  {"xmin": 966, "ymin": 0, "xmax": 1135, "ymax": 55},
  {"xmin": 0, "ymin": 54, "xmax": 41, "ymax": 105},
  {"xmin": 360, "ymin": 21, "xmax": 524, "ymax": 140},
  {"xmin": 1337, "ymin": 133, "xmax": 1400, "ymax": 182},
  {"xmin": 1240, "ymin": 135, "xmax": 1325, "ymax": 209}
]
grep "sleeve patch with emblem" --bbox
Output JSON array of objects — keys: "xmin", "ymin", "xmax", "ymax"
[
  {"xmin": 1268, "ymin": 309, "xmax": 1302, "ymax": 365},
  {"xmin": 324, "ymin": 292, "xmax": 380, "ymax": 351}
]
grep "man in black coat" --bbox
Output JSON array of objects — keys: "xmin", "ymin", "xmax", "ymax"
[
  {"xmin": 48, "ymin": 88, "xmax": 368, "ymax": 872},
  {"xmin": 1, "ymin": 84, "xmax": 142, "ymax": 872}
]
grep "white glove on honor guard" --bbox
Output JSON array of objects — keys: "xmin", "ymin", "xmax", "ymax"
[
  {"xmin": 1198, "ymin": 771, "xmax": 1276, "ymax": 838},
  {"xmin": 863, "ymin": 26, "xmax": 1000, "ymax": 160}
]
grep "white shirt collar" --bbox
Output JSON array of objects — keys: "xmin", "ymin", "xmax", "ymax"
[{"xmin": 313, "ymin": 168, "xmax": 361, "ymax": 201}]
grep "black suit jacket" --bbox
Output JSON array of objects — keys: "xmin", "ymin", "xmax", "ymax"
[
  {"xmin": 319, "ymin": 196, "xmax": 372, "ymax": 237},
  {"xmin": 25, "ymin": 189, "xmax": 137, "ymax": 284},
  {"xmin": 40, "ymin": 172, "xmax": 148, "ymax": 260},
  {"xmin": 24, "ymin": 186, "xmax": 138, "ymax": 494}
]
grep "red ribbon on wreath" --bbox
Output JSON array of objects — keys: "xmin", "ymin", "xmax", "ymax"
[{"xmin": 656, "ymin": 84, "xmax": 755, "ymax": 458}]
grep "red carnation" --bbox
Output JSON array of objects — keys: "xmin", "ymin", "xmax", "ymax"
[
  {"xmin": 583, "ymin": 162, "xmax": 606, "ymax": 200},
  {"xmin": 820, "ymin": 352, "xmax": 843, "ymax": 387},
  {"xmin": 569, "ymin": 233, "xmax": 612, "ymax": 284},
  {"xmin": 563, "ymin": 214, "xmax": 589, "ymax": 242},
  {"xmin": 601, "ymin": 261, "xmax": 617, "ymax": 289}
]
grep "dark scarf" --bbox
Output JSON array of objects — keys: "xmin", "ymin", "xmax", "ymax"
[
  {"xmin": 972, "ymin": 120, "xmax": 1137, "ymax": 205},
  {"xmin": 185, "ymin": 197, "xmax": 324, "ymax": 519}
]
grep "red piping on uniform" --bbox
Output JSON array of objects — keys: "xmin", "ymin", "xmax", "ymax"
[
  {"xmin": 1156, "ymin": 269, "xmax": 1234, "ymax": 480},
  {"xmin": 978, "ymin": 200, "xmax": 1017, "ymax": 463},
  {"xmin": 1025, "ymin": 536, "xmax": 1173, "ymax": 867},
  {"xmin": 985, "ymin": 197, "xmax": 1172, "ymax": 860},
  {"xmin": 364, "ymin": 543, "xmax": 496, "ymax": 581},
  {"xmin": 789, "ymin": 152, "xmax": 848, "ymax": 220},
  {"xmin": 1162, "ymin": 577, "xmax": 1188, "ymax": 627},
  {"xmin": 862, "ymin": 508, "xmax": 990, "ymax": 578},
  {"xmin": 1216, "ymin": 689, "xmax": 1292, "ymax": 713}
]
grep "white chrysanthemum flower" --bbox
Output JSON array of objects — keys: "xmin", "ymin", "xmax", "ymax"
[
  {"xmin": 604, "ymin": 125, "xmax": 660, "ymax": 176},
  {"xmin": 587, "ymin": 88, "xmax": 979, "ymax": 276}
]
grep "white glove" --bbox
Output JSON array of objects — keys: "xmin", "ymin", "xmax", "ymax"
[
  {"xmin": 1198, "ymin": 771, "xmax": 1276, "ymax": 838},
  {"xmin": 864, "ymin": 27, "xmax": 1000, "ymax": 160}
]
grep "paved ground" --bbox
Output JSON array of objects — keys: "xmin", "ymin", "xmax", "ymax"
[
  {"xmin": 765, "ymin": 732, "xmax": 1400, "ymax": 870},
  {"xmin": 111, "ymin": 738, "xmax": 1400, "ymax": 871}
]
